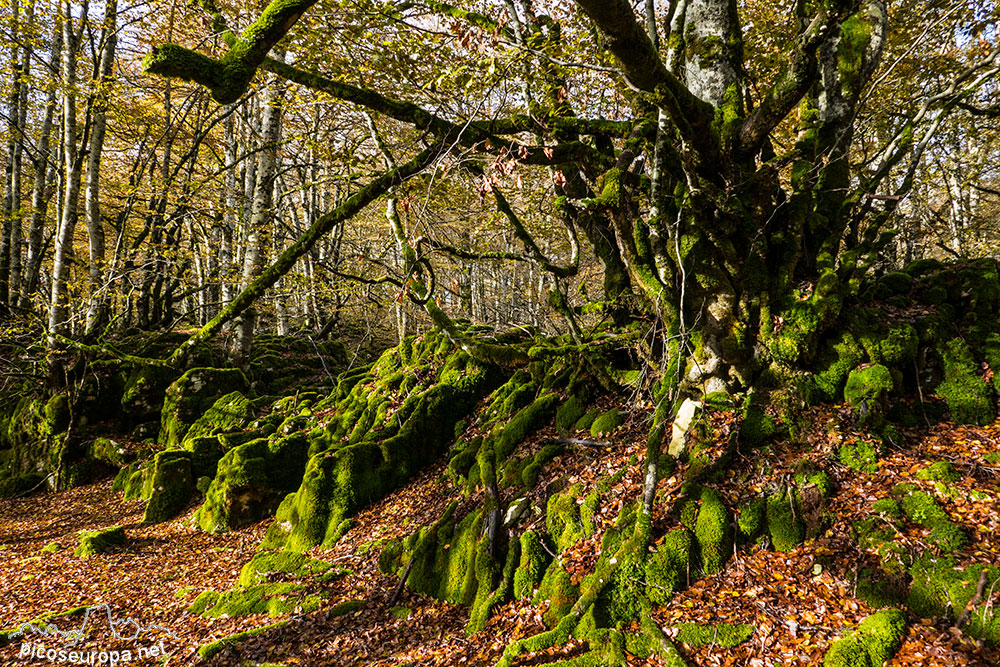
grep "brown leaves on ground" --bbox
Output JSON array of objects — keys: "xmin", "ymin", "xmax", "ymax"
[{"xmin": 1, "ymin": 398, "xmax": 999, "ymax": 666}]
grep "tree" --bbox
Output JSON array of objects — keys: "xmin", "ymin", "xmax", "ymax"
[{"xmin": 143, "ymin": 0, "xmax": 1000, "ymax": 391}]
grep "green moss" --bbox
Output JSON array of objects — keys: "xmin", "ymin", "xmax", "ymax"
[
  {"xmin": 42, "ymin": 394, "xmax": 71, "ymax": 436},
  {"xmin": 674, "ymin": 622, "xmax": 754, "ymax": 648},
  {"xmin": 892, "ymin": 483, "xmax": 967, "ymax": 553},
  {"xmin": 936, "ymin": 338, "xmax": 997, "ymax": 426},
  {"xmin": 844, "ymin": 365, "xmax": 894, "ymax": 427},
  {"xmin": 183, "ymin": 391, "xmax": 252, "ymax": 445},
  {"xmin": 590, "ymin": 408, "xmax": 624, "ymax": 438},
  {"xmin": 158, "ymin": 367, "xmax": 248, "ymax": 448},
  {"xmin": 907, "ymin": 555, "xmax": 999, "ymax": 643},
  {"xmin": 534, "ymin": 561, "xmax": 580, "ymax": 627},
  {"xmin": 767, "ymin": 489, "xmax": 804, "ymax": 552},
  {"xmin": 513, "ymin": 531, "xmax": 551, "ymax": 600},
  {"xmin": 823, "ymin": 609, "xmax": 907, "ymax": 667},
  {"xmin": 495, "ymin": 393, "xmax": 559, "ymax": 460},
  {"xmin": 191, "ymin": 583, "xmax": 321, "ymax": 618},
  {"xmin": 736, "ymin": 497, "xmax": 766, "ymax": 543},
  {"xmin": 575, "ymin": 408, "xmax": 600, "ymax": 431},
  {"xmin": 330, "ymin": 599, "xmax": 364, "ymax": 616},
  {"xmin": 143, "ymin": 450, "xmax": 195, "ymax": 524},
  {"xmin": 41, "ymin": 541, "xmax": 61, "ymax": 554},
  {"xmin": 694, "ymin": 488, "xmax": 732, "ymax": 574},
  {"xmin": 521, "ymin": 443, "xmax": 562, "ymax": 489},
  {"xmin": 876, "ymin": 272, "xmax": 913, "ymax": 296},
  {"xmin": 238, "ymin": 550, "xmax": 342, "ymax": 587},
  {"xmin": 646, "ymin": 529, "xmax": 692, "ymax": 604},
  {"xmin": 74, "ymin": 526, "xmax": 126, "ymax": 557},
  {"xmin": 547, "ymin": 484, "xmax": 584, "ymax": 552},
  {"xmin": 839, "ymin": 440, "xmax": 881, "ymax": 473},
  {"xmin": 555, "ymin": 396, "xmax": 587, "ymax": 433},
  {"xmin": 197, "ymin": 619, "xmax": 290, "ymax": 660},
  {"xmin": 915, "ymin": 461, "xmax": 961, "ymax": 483}
]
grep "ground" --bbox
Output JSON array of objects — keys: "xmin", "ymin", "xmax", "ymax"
[{"xmin": 0, "ymin": 398, "xmax": 998, "ymax": 666}]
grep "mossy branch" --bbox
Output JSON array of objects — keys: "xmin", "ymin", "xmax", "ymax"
[{"xmin": 145, "ymin": 0, "xmax": 316, "ymax": 104}]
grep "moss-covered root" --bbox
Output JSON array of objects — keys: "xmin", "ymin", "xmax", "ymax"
[
  {"xmin": 198, "ymin": 619, "xmax": 291, "ymax": 660},
  {"xmin": 75, "ymin": 526, "xmax": 126, "ymax": 557},
  {"xmin": 496, "ymin": 521, "xmax": 647, "ymax": 667},
  {"xmin": 822, "ymin": 609, "xmax": 907, "ymax": 667}
]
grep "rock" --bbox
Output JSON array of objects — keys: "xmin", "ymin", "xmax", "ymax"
[{"xmin": 669, "ymin": 398, "xmax": 702, "ymax": 457}]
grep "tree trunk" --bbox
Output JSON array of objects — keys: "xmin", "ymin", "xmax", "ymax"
[
  {"xmin": 235, "ymin": 70, "xmax": 285, "ymax": 358},
  {"xmin": 18, "ymin": 0, "xmax": 59, "ymax": 309},
  {"xmin": 83, "ymin": 0, "xmax": 118, "ymax": 336},
  {"xmin": 48, "ymin": 0, "xmax": 83, "ymax": 352}
]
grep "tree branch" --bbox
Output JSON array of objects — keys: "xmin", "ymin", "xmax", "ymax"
[{"xmin": 166, "ymin": 145, "xmax": 442, "ymax": 366}]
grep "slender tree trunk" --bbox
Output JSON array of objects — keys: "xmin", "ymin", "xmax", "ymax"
[
  {"xmin": 235, "ymin": 71, "xmax": 285, "ymax": 357},
  {"xmin": 83, "ymin": 0, "xmax": 118, "ymax": 335},
  {"xmin": 0, "ymin": 0, "xmax": 23, "ymax": 311},
  {"xmin": 48, "ymin": 0, "xmax": 82, "ymax": 355}
]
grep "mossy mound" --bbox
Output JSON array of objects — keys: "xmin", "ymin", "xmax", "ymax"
[
  {"xmin": 674, "ymin": 622, "xmax": 754, "ymax": 648},
  {"xmin": 188, "ymin": 583, "xmax": 323, "ymax": 618},
  {"xmin": 159, "ymin": 367, "xmax": 248, "ymax": 449},
  {"xmin": 645, "ymin": 529, "xmax": 693, "ymax": 604},
  {"xmin": 936, "ymin": 338, "xmax": 996, "ymax": 426},
  {"xmin": 182, "ymin": 391, "xmax": 253, "ymax": 445},
  {"xmin": 823, "ymin": 608, "xmax": 907, "ymax": 667},
  {"xmin": 907, "ymin": 555, "xmax": 1000, "ymax": 644},
  {"xmin": 891, "ymin": 483, "xmax": 968, "ymax": 553},
  {"xmin": 513, "ymin": 531, "xmax": 551, "ymax": 600},
  {"xmin": 196, "ymin": 433, "xmax": 309, "ymax": 533},
  {"xmin": 694, "ymin": 488, "xmax": 732, "ymax": 574},
  {"xmin": 264, "ymin": 330, "xmax": 507, "ymax": 551},
  {"xmin": 591, "ymin": 408, "xmax": 625, "ymax": 437},
  {"xmin": 74, "ymin": 526, "xmax": 126, "ymax": 557},
  {"xmin": 143, "ymin": 450, "xmax": 195, "ymax": 524},
  {"xmin": 238, "ymin": 550, "xmax": 347, "ymax": 587}
]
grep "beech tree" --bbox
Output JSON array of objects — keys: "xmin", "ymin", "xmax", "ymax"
[{"xmin": 143, "ymin": 0, "xmax": 1000, "ymax": 392}]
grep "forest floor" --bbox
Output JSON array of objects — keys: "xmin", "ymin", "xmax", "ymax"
[{"xmin": 1, "ymin": 399, "xmax": 999, "ymax": 666}]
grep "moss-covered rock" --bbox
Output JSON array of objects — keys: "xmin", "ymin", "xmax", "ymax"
[
  {"xmin": 547, "ymin": 484, "xmax": 584, "ymax": 553},
  {"xmin": 534, "ymin": 560, "xmax": 580, "ymax": 628},
  {"xmin": 74, "ymin": 526, "xmax": 126, "ymax": 557},
  {"xmin": 935, "ymin": 338, "xmax": 996, "ymax": 426},
  {"xmin": 767, "ymin": 488, "xmax": 804, "ymax": 552},
  {"xmin": 143, "ymin": 450, "xmax": 195, "ymax": 524},
  {"xmin": 159, "ymin": 367, "xmax": 248, "ymax": 449},
  {"xmin": 265, "ymin": 343, "xmax": 501, "ymax": 551},
  {"xmin": 915, "ymin": 461, "xmax": 961, "ymax": 483},
  {"xmin": 694, "ymin": 488, "xmax": 732, "ymax": 574},
  {"xmin": 907, "ymin": 555, "xmax": 999, "ymax": 643},
  {"xmin": 839, "ymin": 439, "xmax": 881, "ymax": 473},
  {"xmin": 844, "ymin": 365, "xmax": 894, "ymax": 427},
  {"xmin": 555, "ymin": 396, "xmax": 586, "ymax": 433},
  {"xmin": 823, "ymin": 608, "xmax": 907, "ymax": 667},
  {"xmin": 196, "ymin": 434, "xmax": 309, "ymax": 533},
  {"xmin": 238, "ymin": 550, "xmax": 344, "ymax": 587},
  {"xmin": 591, "ymin": 408, "xmax": 625, "ymax": 437},
  {"xmin": 646, "ymin": 529, "xmax": 692, "ymax": 604},
  {"xmin": 893, "ymin": 483, "xmax": 968, "ymax": 553},
  {"xmin": 183, "ymin": 391, "xmax": 253, "ymax": 445},
  {"xmin": 189, "ymin": 583, "xmax": 322, "ymax": 618},
  {"xmin": 736, "ymin": 497, "xmax": 767, "ymax": 544}
]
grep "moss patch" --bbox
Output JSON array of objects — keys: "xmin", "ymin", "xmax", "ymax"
[
  {"xmin": 75, "ymin": 526, "xmax": 126, "ymax": 557},
  {"xmin": 823, "ymin": 608, "xmax": 907, "ymax": 667}
]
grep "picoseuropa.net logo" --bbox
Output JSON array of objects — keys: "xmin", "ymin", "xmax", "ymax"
[{"xmin": 11, "ymin": 604, "xmax": 178, "ymax": 665}]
